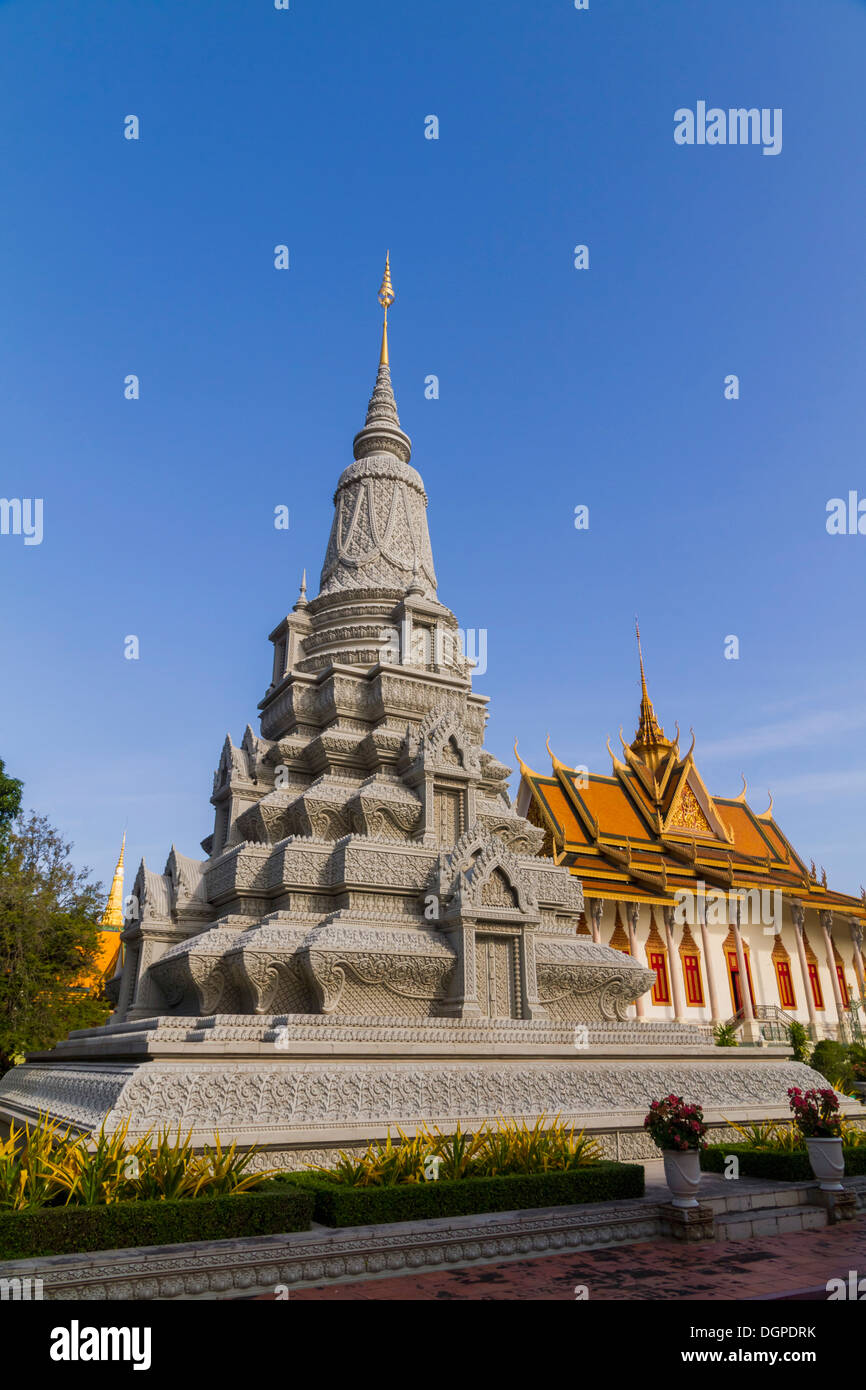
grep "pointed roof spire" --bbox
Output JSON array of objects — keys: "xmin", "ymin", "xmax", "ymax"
[
  {"xmin": 293, "ymin": 568, "xmax": 308, "ymax": 610},
  {"xmin": 100, "ymin": 832, "xmax": 126, "ymax": 928},
  {"xmin": 630, "ymin": 619, "xmax": 675, "ymax": 774},
  {"xmin": 353, "ymin": 253, "xmax": 412, "ymax": 464},
  {"xmin": 407, "ymin": 553, "xmax": 424, "ymax": 596},
  {"xmin": 378, "ymin": 250, "xmax": 394, "ymax": 367},
  {"xmin": 636, "ymin": 617, "xmax": 649, "ymax": 701}
]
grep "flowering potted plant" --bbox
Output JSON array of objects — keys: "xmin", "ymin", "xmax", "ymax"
[
  {"xmin": 787, "ymin": 1086, "xmax": 844, "ymax": 1191},
  {"xmin": 644, "ymin": 1095, "xmax": 707, "ymax": 1208}
]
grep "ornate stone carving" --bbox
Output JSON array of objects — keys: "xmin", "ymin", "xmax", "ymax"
[{"xmin": 5, "ymin": 298, "xmax": 837, "ymax": 1164}]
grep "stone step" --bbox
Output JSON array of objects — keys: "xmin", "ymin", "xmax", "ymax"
[
  {"xmin": 701, "ymin": 1184, "xmax": 815, "ymax": 1217},
  {"xmin": 715, "ymin": 1204, "xmax": 827, "ymax": 1240}
]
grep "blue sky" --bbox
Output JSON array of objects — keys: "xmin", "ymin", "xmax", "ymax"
[{"xmin": 1, "ymin": 0, "xmax": 865, "ymax": 898}]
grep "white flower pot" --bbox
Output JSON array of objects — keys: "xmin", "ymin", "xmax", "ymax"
[
  {"xmin": 806, "ymin": 1137, "xmax": 844, "ymax": 1192},
  {"xmin": 662, "ymin": 1148, "xmax": 702, "ymax": 1208}
]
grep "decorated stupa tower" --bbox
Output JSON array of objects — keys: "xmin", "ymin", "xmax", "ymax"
[{"xmin": 0, "ymin": 263, "xmax": 843, "ymax": 1165}]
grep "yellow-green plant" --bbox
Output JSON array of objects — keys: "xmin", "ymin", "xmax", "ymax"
[
  {"xmin": 727, "ymin": 1119, "xmax": 779, "ymax": 1148},
  {"xmin": 129, "ymin": 1126, "xmax": 198, "ymax": 1201},
  {"xmin": 0, "ymin": 1114, "xmax": 79, "ymax": 1211},
  {"xmin": 326, "ymin": 1152, "xmax": 370, "ymax": 1187},
  {"xmin": 312, "ymin": 1115, "xmax": 604, "ymax": 1186},
  {"xmin": 0, "ymin": 1114, "xmax": 276, "ymax": 1209},
  {"xmin": 0, "ymin": 1123, "xmax": 27, "ymax": 1210},
  {"xmin": 190, "ymin": 1133, "xmax": 273, "ymax": 1196},
  {"xmin": 45, "ymin": 1118, "xmax": 136, "ymax": 1207},
  {"xmin": 840, "ymin": 1121, "xmax": 866, "ymax": 1147},
  {"xmin": 725, "ymin": 1118, "xmax": 803, "ymax": 1151},
  {"xmin": 426, "ymin": 1122, "xmax": 489, "ymax": 1180},
  {"xmin": 478, "ymin": 1115, "xmax": 602, "ymax": 1174}
]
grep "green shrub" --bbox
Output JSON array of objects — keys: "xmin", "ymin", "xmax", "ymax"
[
  {"xmin": 699, "ymin": 1143, "xmax": 866, "ymax": 1182},
  {"xmin": 713, "ymin": 1023, "xmax": 738, "ymax": 1048},
  {"xmin": 786, "ymin": 1021, "xmax": 811, "ymax": 1064},
  {"xmin": 810, "ymin": 1040, "xmax": 855, "ymax": 1092},
  {"xmin": 283, "ymin": 1162, "xmax": 644, "ymax": 1227},
  {"xmin": 0, "ymin": 1182, "xmax": 313, "ymax": 1261}
]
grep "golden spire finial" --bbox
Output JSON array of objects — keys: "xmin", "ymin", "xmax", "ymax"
[
  {"xmin": 378, "ymin": 251, "xmax": 395, "ymax": 366},
  {"xmin": 630, "ymin": 620, "xmax": 673, "ymax": 776},
  {"xmin": 635, "ymin": 616, "xmax": 648, "ymax": 699},
  {"xmin": 100, "ymin": 832, "xmax": 126, "ymax": 929}
]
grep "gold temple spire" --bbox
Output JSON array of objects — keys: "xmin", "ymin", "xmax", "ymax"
[
  {"xmin": 378, "ymin": 251, "xmax": 395, "ymax": 366},
  {"xmin": 630, "ymin": 620, "xmax": 674, "ymax": 774},
  {"xmin": 99, "ymin": 832, "xmax": 125, "ymax": 929},
  {"xmin": 636, "ymin": 618, "xmax": 649, "ymax": 700}
]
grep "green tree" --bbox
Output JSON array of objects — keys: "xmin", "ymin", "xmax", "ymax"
[
  {"xmin": 0, "ymin": 811, "xmax": 111, "ymax": 1076},
  {"xmin": 0, "ymin": 759, "xmax": 23, "ymax": 848}
]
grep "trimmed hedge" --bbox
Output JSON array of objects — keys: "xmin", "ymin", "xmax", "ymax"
[
  {"xmin": 280, "ymin": 1161, "xmax": 644, "ymax": 1228},
  {"xmin": 0, "ymin": 1182, "xmax": 314, "ymax": 1262},
  {"xmin": 700, "ymin": 1143, "xmax": 866, "ymax": 1182}
]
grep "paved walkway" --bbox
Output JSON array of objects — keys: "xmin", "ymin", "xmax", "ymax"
[{"xmin": 284, "ymin": 1218, "xmax": 866, "ymax": 1300}]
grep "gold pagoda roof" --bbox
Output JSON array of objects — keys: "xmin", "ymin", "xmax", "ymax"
[
  {"xmin": 75, "ymin": 835, "xmax": 124, "ymax": 991},
  {"xmin": 516, "ymin": 641, "xmax": 866, "ymax": 920}
]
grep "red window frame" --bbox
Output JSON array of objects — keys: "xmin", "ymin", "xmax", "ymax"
[
  {"xmin": 726, "ymin": 947, "xmax": 756, "ymax": 1014},
  {"xmin": 774, "ymin": 959, "xmax": 796, "ymax": 1010},
  {"xmin": 807, "ymin": 962, "xmax": 825, "ymax": 1010},
  {"xmin": 836, "ymin": 965, "xmax": 850, "ymax": 1009},
  {"xmin": 682, "ymin": 952, "xmax": 704, "ymax": 1006},
  {"xmin": 649, "ymin": 950, "xmax": 670, "ymax": 1005}
]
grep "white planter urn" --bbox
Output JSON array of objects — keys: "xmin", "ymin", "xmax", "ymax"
[
  {"xmin": 662, "ymin": 1149, "xmax": 702, "ymax": 1208},
  {"xmin": 805, "ymin": 1137, "xmax": 845, "ymax": 1192}
]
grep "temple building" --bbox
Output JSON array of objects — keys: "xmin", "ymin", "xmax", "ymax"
[{"xmin": 515, "ymin": 629, "xmax": 866, "ymax": 1043}]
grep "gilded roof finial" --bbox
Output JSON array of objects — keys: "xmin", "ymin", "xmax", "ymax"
[
  {"xmin": 636, "ymin": 616, "xmax": 648, "ymax": 700},
  {"xmin": 353, "ymin": 252, "xmax": 412, "ymax": 464},
  {"xmin": 630, "ymin": 619, "xmax": 672, "ymax": 775},
  {"xmin": 100, "ymin": 832, "xmax": 126, "ymax": 929},
  {"xmin": 512, "ymin": 738, "xmax": 535, "ymax": 780},
  {"xmin": 378, "ymin": 251, "xmax": 395, "ymax": 367}
]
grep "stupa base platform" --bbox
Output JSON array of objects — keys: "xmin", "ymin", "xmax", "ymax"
[{"xmin": 2, "ymin": 1015, "xmax": 861, "ymax": 1168}]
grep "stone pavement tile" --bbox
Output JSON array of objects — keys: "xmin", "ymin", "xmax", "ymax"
[{"xmin": 284, "ymin": 1217, "xmax": 866, "ymax": 1301}]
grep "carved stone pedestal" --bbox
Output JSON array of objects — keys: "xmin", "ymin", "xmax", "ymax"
[
  {"xmin": 818, "ymin": 1188, "xmax": 858, "ymax": 1224},
  {"xmin": 658, "ymin": 1202, "xmax": 716, "ymax": 1242}
]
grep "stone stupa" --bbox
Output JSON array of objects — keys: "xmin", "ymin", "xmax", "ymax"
[{"xmin": 0, "ymin": 260, "xmax": 833, "ymax": 1165}]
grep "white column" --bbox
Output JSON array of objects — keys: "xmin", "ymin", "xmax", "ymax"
[
  {"xmin": 627, "ymin": 901, "xmax": 645, "ymax": 1019},
  {"xmin": 791, "ymin": 903, "xmax": 818, "ymax": 1037},
  {"xmin": 589, "ymin": 897, "xmax": 604, "ymax": 946},
  {"xmin": 698, "ymin": 902, "xmax": 722, "ymax": 1024},
  {"xmin": 732, "ymin": 900, "xmax": 760, "ymax": 1042},
  {"xmin": 820, "ymin": 910, "xmax": 845, "ymax": 1032},
  {"xmin": 663, "ymin": 907, "xmax": 686, "ymax": 1023},
  {"xmin": 849, "ymin": 919, "xmax": 865, "ymax": 1000}
]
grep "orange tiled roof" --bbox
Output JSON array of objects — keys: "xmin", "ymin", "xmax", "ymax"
[{"xmin": 519, "ymin": 729, "xmax": 865, "ymax": 918}]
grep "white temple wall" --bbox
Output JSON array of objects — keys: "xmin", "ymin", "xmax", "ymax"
[{"xmin": 587, "ymin": 894, "xmax": 861, "ymax": 1039}]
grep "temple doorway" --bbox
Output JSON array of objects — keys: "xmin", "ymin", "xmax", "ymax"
[{"xmin": 475, "ymin": 935, "xmax": 520, "ymax": 1019}]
